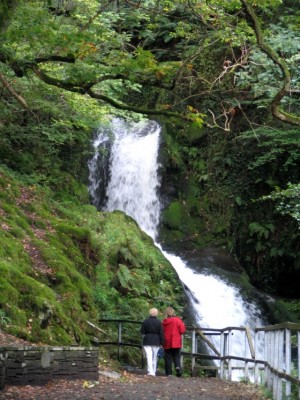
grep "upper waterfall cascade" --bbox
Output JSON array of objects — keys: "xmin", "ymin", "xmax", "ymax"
[
  {"xmin": 88, "ymin": 118, "xmax": 266, "ymax": 369},
  {"xmin": 88, "ymin": 118, "xmax": 161, "ymax": 240}
]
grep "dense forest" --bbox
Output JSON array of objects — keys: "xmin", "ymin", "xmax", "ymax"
[{"xmin": 0, "ymin": 0, "xmax": 299, "ymax": 348}]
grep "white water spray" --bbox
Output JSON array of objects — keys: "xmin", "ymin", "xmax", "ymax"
[
  {"xmin": 89, "ymin": 118, "xmax": 161, "ymax": 240},
  {"xmin": 88, "ymin": 118, "xmax": 265, "ymax": 376}
]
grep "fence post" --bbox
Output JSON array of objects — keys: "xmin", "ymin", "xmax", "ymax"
[
  {"xmin": 191, "ymin": 329, "xmax": 196, "ymax": 377},
  {"xmin": 279, "ymin": 330, "xmax": 284, "ymax": 400},
  {"xmin": 275, "ymin": 330, "xmax": 284, "ymax": 400},
  {"xmin": 254, "ymin": 330, "xmax": 260, "ymax": 384},
  {"xmin": 269, "ymin": 331, "xmax": 275, "ymax": 393},
  {"xmin": 265, "ymin": 331, "xmax": 271, "ymax": 390},
  {"xmin": 228, "ymin": 330, "xmax": 232, "ymax": 381},
  {"xmin": 273, "ymin": 330, "xmax": 279, "ymax": 400},
  {"xmin": 284, "ymin": 328, "xmax": 291, "ymax": 398},
  {"xmin": 220, "ymin": 332, "xmax": 225, "ymax": 379},
  {"xmin": 118, "ymin": 322, "xmax": 122, "ymax": 362}
]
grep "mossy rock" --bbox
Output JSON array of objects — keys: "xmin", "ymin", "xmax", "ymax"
[{"xmin": 162, "ymin": 201, "xmax": 184, "ymax": 230}]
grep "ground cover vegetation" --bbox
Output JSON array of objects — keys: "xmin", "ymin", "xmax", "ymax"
[
  {"xmin": 0, "ymin": 0, "xmax": 300, "ymax": 352},
  {"xmin": 0, "ymin": 165, "xmax": 183, "ymax": 351}
]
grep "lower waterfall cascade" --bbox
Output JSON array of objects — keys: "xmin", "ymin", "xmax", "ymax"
[{"xmin": 88, "ymin": 117, "xmax": 267, "ymax": 378}]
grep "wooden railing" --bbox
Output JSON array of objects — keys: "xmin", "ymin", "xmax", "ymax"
[
  {"xmin": 255, "ymin": 322, "xmax": 300, "ymax": 400},
  {"xmin": 87, "ymin": 319, "xmax": 145, "ymax": 367},
  {"xmin": 87, "ymin": 320, "xmax": 300, "ymax": 400},
  {"xmin": 181, "ymin": 326, "xmax": 266, "ymax": 380}
]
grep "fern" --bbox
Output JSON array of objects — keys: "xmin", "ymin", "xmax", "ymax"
[
  {"xmin": 249, "ymin": 222, "xmax": 275, "ymax": 239},
  {"xmin": 116, "ymin": 264, "xmax": 132, "ymax": 289}
]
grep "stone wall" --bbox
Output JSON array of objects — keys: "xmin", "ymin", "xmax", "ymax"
[{"xmin": 0, "ymin": 346, "xmax": 99, "ymax": 389}]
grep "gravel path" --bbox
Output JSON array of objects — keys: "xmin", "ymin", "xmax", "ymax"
[{"xmin": 1, "ymin": 373, "xmax": 266, "ymax": 400}]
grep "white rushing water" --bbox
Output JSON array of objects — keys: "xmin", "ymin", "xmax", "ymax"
[
  {"xmin": 88, "ymin": 117, "xmax": 265, "ymax": 377},
  {"xmin": 89, "ymin": 118, "xmax": 161, "ymax": 240}
]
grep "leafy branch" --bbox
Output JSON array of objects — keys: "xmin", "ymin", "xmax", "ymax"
[
  {"xmin": 241, "ymin": 0, "xmax": 300, "ymax": 126},
  {"xmin": 0, "ymin": 71, "xmax": 28, "ymax": 109},
  {"xmin": 0, "ymin": 51, "xmax": 199, "ymax": 122}
]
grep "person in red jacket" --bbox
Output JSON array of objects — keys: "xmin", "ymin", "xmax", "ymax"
[{"xmin": 162, "ymin": 306, "xmax": 186, "ymax": 377}]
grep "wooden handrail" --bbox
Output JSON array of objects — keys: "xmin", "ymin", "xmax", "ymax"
[
  {"xmin": 255, "ymin": 321, "xmax": 300, "ymax": 332},
  {"xmin": 86, "ymin": 320, "xmax": 108, "ymax": 336},
  {"xmin": 245, "ymin": 326, "xmax": 255, "ymax": 359},
  {"xmin": 196, "ymin": 329, "xmax": 221, "ymax": 357},
  {"xmin": 87, "ymin": 318, "xmax": 300, "ymax": 400}
]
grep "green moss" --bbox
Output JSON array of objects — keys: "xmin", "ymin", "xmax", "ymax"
[
  {"xmin": 163, "ymin": 201, "xmax": 184, "ymax": 229},
  {"xmin": 0, "ymin": 275, "xmax": 20, "ymax": 305},
  {"xmin": 56, "ymin": 223, "xmax": 92, "ymax": 241},
  {"xmin": 0, "ymin": 166, "xmax": 185, "ymax": 348},
  {"xmin": 272, "ymin": 299, "xmax": 299, "ymax": 323},
  {"xmin": 9, "ymin": 226, "xmax": 26, "ymax": 238},
  {"xmin": 0, "ymin": 191, "xmax": 12, "ymax": 202},
  {"xmin": 185, "ymin": 122, "xmax": 206, "ymax": 143},
  {"xmin": 0, "ymin": 237, "xmax": 31, "ymax": 267},
  {"xmin": 31, "ymin": 218, "xmax": 48, "ymax": 229}
]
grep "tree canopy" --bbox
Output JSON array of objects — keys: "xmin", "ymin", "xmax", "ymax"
[{"xmin": 1, "ymin": 0, "xmax": 299, "ymax": 127}]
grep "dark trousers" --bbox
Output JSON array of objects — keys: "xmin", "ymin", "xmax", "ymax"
[{"xmin": 164, "ymin": 348, "xmax": 181, "ymax": 376}]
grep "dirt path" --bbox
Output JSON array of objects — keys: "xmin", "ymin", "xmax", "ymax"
[{"xmin": 1, "ymin": 373, "xmax": 266, "ymax": 400}]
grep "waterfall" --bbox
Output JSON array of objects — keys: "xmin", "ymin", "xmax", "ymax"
[
  {"xmin": 88, "ymin": 117, "xmax": 265, "ymax": 378},
  {"xmin": 89, "ymin": 118, "xmax": 161, "ymax": 240}
]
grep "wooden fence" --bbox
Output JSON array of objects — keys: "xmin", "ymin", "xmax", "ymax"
[
  {"xmin": 255, "ymin": 322, "xmax": 300, "ymax": 400},
  {"xmin": 88, "ymin": 319, "xmax": 300, "ymax": 400}
]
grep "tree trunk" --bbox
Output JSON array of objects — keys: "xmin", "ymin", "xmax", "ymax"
[{"xmin": 0, "ymin": 0, "xmax": 18, "ymax": 33}]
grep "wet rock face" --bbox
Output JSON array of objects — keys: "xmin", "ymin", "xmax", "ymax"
[
  {"xmin": 178, "ymin": 247, "xmax": 244, "ymax": 275},
  {"xmin": 167, "ymin": 244, "xmax": 278, "ymax": 326}
]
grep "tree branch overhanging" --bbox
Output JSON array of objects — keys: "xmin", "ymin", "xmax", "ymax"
[
  {"xmin": 30, "ymin": 64, "xmax": 197, "ymax": 123},
  {"xmin": 241, "ymin": 0, "xmax": 300, "ymax": 126},
  {"xmin": 86, "ymin": 88, "xmax": 194, "ymax": 120}
]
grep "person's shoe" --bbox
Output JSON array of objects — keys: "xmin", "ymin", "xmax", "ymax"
[{"xmin": 175, "ymin": 367, "xmax": 181, "ymax": 377}]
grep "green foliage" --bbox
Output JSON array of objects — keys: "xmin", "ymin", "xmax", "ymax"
[
  {"xmin": 248, "ymin": 222, "xmax": 275, "ymax": 240},
  {"xmin": 235, "ymin": 21, "xmax": 300, "ymax": 109},
  {"xmin": 262, "ymin": 183, "xmax": 300, "ymax": 225},
  {"xmin": 0, "ymin": 166, "xmax": 184, "ymax": 345},
  {"xmin": 163, "ymin": 202, "xmax": 184, "ymax": 229},
  {"xmin": 0, "ymin": 310, "xmax": 11, "ymax": 327},
  {"xmin": 159, "ymin": 111, "xmax": 300, "ymax": 300}
]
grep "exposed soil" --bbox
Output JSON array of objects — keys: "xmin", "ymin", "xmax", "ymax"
[{"xmin": 0, "ymin": 329, "xmax": 38, "ymax": 348}]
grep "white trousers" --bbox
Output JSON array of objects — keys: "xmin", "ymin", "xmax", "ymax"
[{"xmin": 143, "ymin": 346, "xmax": 160, "ymax": 376}]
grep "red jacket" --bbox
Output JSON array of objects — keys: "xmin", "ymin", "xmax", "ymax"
[{"xmin": 162, "ymin": 316, "xmax": 186, "ymax": 349}]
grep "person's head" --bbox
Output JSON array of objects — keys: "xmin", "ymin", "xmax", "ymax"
[
  {"xmin": 165, "ymin": 307, "xmax": 175, "ymax": 317},
  {"xmin": 149, "ymin": 308, "xmax": 158, "ymax": 317}
]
